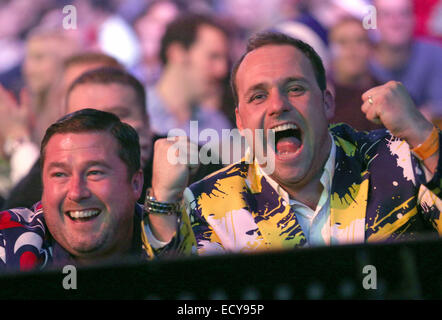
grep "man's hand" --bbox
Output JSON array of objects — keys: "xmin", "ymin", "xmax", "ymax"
[
  {"xmin": 362, "ymin": 81, "xmax": 438, "ymax": 173},
  {"xmin": 152, "ymin": 136, "xmax": 199, "ymax": 202},
  {"xmin": 148, "ymin": 136, "xmax": 199, "ymax": 243},
  {"xmin": 361, "ymin": 81, "xmax": 434, "ymax": 148}
]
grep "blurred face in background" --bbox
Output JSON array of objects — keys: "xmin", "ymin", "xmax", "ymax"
[
  {"xmin": 375, "ymin": 0, "xmax": 415, "ymax": 47},
  {"xmin": 23, "ymin": 34, "xmax": 77, "ymax": 95},
  {"xmin": 183, "ymin": 25, "xmax": 229, "ymax": 101},
  {"xmin": 135, "ymin": 1, "xmax": 179, "ymax": 64},
  {"xmin": 67, "ymin": 83, "xmax": 152, "ymax": 167},
  {"xmin": 23, "ymin": 36, "xmax": 63, "ymax": 94},
  {"xmin": 329, "ymin": 19, "xmax": 371, "ymax": 81}
]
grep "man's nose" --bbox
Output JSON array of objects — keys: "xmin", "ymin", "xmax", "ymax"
[
  {"xmin": 268, "ymin": 90, "xmax": 290, "ymax": 116},
  {"xmin": 67, "ymin": 175, "xmax": 91, "ymax": 202}
]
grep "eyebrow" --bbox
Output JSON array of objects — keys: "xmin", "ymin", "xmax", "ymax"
[
  {"xmin": 45, "ymin": 162, "xmax": 69, "ymax": 171},
  {"xmin": 45, "ymin": 160, "xmax": 112, "ymax": 171},
  {"xmin": 83, "ymin": 161, "xmax": 113, "ymax": 169},
  {"xmin": 281, "ymin": 76, "xmax": 310, "ymax": 86}
]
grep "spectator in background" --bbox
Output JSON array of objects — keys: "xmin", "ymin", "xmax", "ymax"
[
  {"xmin": 133, "ymin": 0, "xmax": 179, "ymax": 86},
  {"xmin": 147, "ymin": 13, "xmax": 232, "ymax": 151},
  {"xmin": 22, "ymin": 28, "xmax": 80, "ymax": 145},
  {"xmin": 369, "ymin": 0, "xmax": 442, "ymax": 124},
  {"xmin": 53, "ymin": 52, "xmax": 124, "ymax": 114},
  {"xmin": 328, "ymin": 16, "xmax": 383, "ymax": 131},
  {"xmin": 0, "ymin": 0, "xmax": 55, "ymax": 96},
  {"xmin": 272, "ymin": 0, "xmax": 376, "ymax": 75},
  {"xmin": 0, "ymin": 28, "xmax": 79, "ymax": 196},
  {"xmin": 66, "ymin": 67, "xmax": 153, "ymax": 178}
]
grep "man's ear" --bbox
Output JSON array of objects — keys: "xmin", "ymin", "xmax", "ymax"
[
  {"xmin": 131, "ymin": 169, "xmax": 144, "ymax": 199},
  {"xmin": 323, "ymin": 88, "xmax": 335, "ymax": 120}
]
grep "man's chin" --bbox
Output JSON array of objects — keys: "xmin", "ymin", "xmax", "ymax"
[
  {"xmin": 269, "ymin": 158, "xmax": 312, "ymax": 187},
  {"xmin": 64, "ymin": 238, "xmax": 106, "ymax": 257}
]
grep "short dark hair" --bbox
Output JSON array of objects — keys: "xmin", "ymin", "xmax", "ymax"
[
  {"xmin": 63, "ymin": 52, "xmax": 123, "ymax": 71},
  {"xmin": 66, "ymin": 67, "xmax": 147, "ymax": 118},
  {"xmin": 159, "ymin": 13, "xmax": 227, "ymax": 65},
  {"xmin": 230, "ymin": 31, "xmax": 327, "ymax": 106},
  {"xmin": 40, "ymin": 108, "xmax": 141, "ymax": 178}
]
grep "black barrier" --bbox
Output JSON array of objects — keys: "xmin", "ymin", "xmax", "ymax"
[{"xmin": 0, "ymin": 237, "xmax": 441, "ymax": 299}]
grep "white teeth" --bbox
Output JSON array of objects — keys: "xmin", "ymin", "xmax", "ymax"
[
  {"xmin": 271, "ymin": 123, "xmax": 298, "ymax": 133},
  {"xmin": 68, "ymin": 210, "xmax": 100, "ymax": 219}
]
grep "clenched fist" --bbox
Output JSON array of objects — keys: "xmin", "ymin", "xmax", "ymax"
[
  {"xmin": 147, "ymin": 136, "xmax": 199, "ymax": 242},
  {"xmin": 152, "ymin": 136, "xmax": 199, "ymax": 203},
  {"xmin": 361, "ymin": 81, "xmax": 434, "ymax": 148}
]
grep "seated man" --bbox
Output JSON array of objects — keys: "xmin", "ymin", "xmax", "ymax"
[
  {"xmin": 0, "ymin": 109, "xmax": 154, "ymax": 271},
  {"xmin": 144, "ymin": 32, "xmax": 441, "ymax": 255}
]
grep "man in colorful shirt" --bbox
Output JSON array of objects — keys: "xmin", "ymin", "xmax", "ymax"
[
  {"xmin": 0, "ymin": 109, "xmax": 154, "ymax": 271},
  {"xmin": 144, "ymin": 32, "xmax": 441, "ymax": 254}
]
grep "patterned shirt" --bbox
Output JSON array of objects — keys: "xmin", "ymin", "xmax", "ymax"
[{"xmin": 163, "ymin": 124, "xmax": 442, "ymax": 255}]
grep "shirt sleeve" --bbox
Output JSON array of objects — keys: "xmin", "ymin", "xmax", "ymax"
[{"xmin": 416, "ymin": 131, "xmax": 442, "ymax": 235}]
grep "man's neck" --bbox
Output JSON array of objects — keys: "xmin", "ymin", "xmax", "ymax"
[
  {"xmin": 284, "ymin": 177, "xmax": 325, "ymax": 210},
  {"xmin": 156, "ymin": 67, "xmax": 193, "ymax": 124}
]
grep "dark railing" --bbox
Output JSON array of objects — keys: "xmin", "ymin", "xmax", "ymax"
[{"xmin": 1, "ymin": 237, "xmax": 441, "ymax": 300}]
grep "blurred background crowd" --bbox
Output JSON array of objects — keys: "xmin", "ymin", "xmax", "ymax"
[{"xmin": 0, "ymin": 0, "xmax": 441, "ymax": 207}]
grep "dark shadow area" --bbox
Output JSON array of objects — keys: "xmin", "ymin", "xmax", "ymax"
[{"xmin": 1, "ymin": 236, "xmax": 441, "ymax": 300}]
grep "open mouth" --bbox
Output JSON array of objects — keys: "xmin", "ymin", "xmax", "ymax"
[
  {"xmin": 65, "ymin": 209, "xmax": 101, "ymax": 222},
  {"xmin": 271, "ymin": 123, "xmax": 302, "ymax": 156}
]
